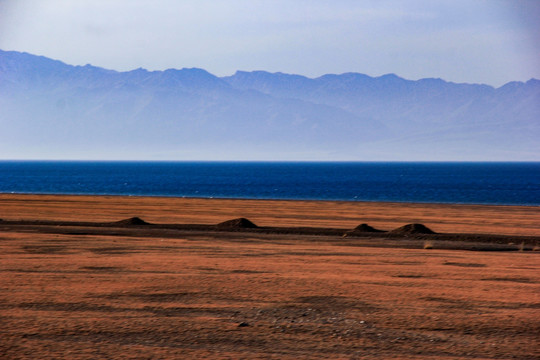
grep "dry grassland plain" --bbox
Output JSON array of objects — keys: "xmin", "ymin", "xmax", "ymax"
[{"xmin": 0, "ymin": 194, "xmax": 538, "ymax": 359}]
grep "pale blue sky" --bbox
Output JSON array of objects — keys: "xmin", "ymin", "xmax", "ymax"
[{"xmin": 1, "ymin": 0, "xmax": 538, "ymax": 86}]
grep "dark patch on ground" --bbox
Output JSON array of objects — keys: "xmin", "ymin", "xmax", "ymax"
[
  {"xmin": 21, "ymin": 245, "xmax": 67, "ymax": 254},
  {"xmin": 422, "ymin": 297, "xmax": 479, "ymax": 310},
  {"xmin": 19, "ymin": 302, "xmax": 127, "ymax": 313},
  {"xmin": 230, "ymin": 269, "xmax": 267, "ymax": 274},
  {"xmin": 380, "ymin": 260, "xmax": 425, "ymax": 265},
  {"xmin": 481, "ymin": 277, "xmax": 534, "ymax": 283},
  {"xmin": 79, "ymin": 266, "xmax": 123, "ymax": 272},
  {"xmin": 295, "ymin": 296, "xmax": 380, "ymax": 312},
  {"xmin": 16, "ymin": 301, "xmax": 240, "ymax": 319},
  {"xmin": 125, "ymin": 292, "xmax": 197, "ymax": 303},
  {"xmin": 443, "ymin": 261, "xmax": 487, "ymax": 268},
  {"xmin": 88, "ymin": 247, "xmax": 139, "ymax": 255}
]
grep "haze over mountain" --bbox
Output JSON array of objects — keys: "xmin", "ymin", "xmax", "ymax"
[{"xmin": 1, "ymin": 50, "xmax": 538, "ymax": 160}]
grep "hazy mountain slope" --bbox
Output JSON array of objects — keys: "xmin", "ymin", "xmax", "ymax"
[
  {"xmin": 223, "ymin": 70, "xmax": 540, "ymax": 159},
  {"xmin": 1, "ymin": 50, "xmax": 538, "ymax": 160},
  {"xmin": 0, "ymin": 50, "xmax": 383, "ymax": 159},
  {"xmin": 223, "ymin": 71, "xmax": 539, "ymax": 131}
]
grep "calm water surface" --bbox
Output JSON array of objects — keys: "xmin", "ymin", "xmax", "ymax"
[{"xmin": 0, "ymin": 162, "xmax": 539, "ymax": 206}]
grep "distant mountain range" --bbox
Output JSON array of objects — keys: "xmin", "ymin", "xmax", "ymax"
[{"xmin": 1, "ymin": 49, "xmax": 539, "ymax": 160}]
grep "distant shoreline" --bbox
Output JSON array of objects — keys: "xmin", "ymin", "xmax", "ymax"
[{"xmin": 1, "ymin": 191, "xmax": 539, "ymax": 208}]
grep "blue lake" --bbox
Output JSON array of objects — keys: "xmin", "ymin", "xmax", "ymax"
[{"xmin": 0, "ymin": 161, "xmax": 539, "ymax": 206}]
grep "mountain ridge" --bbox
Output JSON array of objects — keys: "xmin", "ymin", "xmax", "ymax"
[
  {"xmin": 6, "ymin": 49, "xmax": 537, "ymax": 89},
  {"xmin": 1, "ymin": 49, "xmax": 538, "ymax": 160}
]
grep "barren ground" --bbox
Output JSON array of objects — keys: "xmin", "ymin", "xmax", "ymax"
[{"xmin": 0, "ymin": 194, "xmax": 538, "ymax": 359}]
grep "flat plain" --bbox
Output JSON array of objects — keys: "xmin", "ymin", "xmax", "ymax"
[{"xmin": 0, "ymin": 194, "xmax": 538, "ymax": 359}]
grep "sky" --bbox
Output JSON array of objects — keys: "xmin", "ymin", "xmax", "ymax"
[{"xmin": 0, "ymin": 0, "xmax": 539, "ymax": 87}]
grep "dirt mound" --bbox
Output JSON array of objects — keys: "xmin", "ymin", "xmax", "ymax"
[
  {"xmin": 390, "ymin": 223, "xmax": 435, "ymax": 235},
  {"xmin": 343, "ymin": 223, "xmax": 385, "ymax": 237},
  {"xmin": 112, "ymin": 217, "xmax": 150, "ymax": 226},
  {"xmin": 216, "ymin": 218, "xmax": 258, "ymax": 229},
  {"xmin": 352, "ymin": 223, "xmax": 384, "ymax": 233}
]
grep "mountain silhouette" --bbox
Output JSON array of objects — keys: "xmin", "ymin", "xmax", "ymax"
[{"xmin": 1, "ymin": 49, "xmax": 538, "ymax": 160}]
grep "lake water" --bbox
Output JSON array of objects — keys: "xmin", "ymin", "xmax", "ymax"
[{"xmin": 0, "ymin": 161, "xmax": 539, "ymax": 206}]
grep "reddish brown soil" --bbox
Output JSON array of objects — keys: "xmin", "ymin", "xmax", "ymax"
[
  {"xmin": 0, "ymin": 194, "xmax": 538, "ymax": 359},
  {"xmin": 0, "ymin": 193, "xmax": 539, "ymax": 236}
]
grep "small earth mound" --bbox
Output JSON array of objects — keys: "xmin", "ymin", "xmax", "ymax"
[
  {"xmin": 352, "ymin": 223, "xmax": 384, "ymax": 233},
  {"xmin": 112, "ymin": 217, "xmax": 150, "ymax": 226},
  {"xmin": 343, "ymin": 223, "xmax": 384, "ymax": 237},
  {"xmin": 216, "ymin": 218, "xmax": 258, "ymax": 229},
  {"xmin": 390, "ymin": 223, "xmax": 435, "ymax": 235}
]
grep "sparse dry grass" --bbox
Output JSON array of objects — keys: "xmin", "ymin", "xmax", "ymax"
[
  {"xmin": 0, "ymin": 229, "xmax": 538, "ymax": 359},
  {"xmin": 0, "ymin": 194, "xmax": 539, "ymax": 359}
]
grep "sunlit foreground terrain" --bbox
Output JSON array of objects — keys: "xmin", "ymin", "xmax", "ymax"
[{"xmin": 0, "ymin": 194, "xmax": 538, "ymax": 359}]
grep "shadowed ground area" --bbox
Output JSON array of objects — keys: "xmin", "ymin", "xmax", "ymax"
[{"xmin": 0, "ymin": 194, "xmax": 538, "ymax": 359}]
